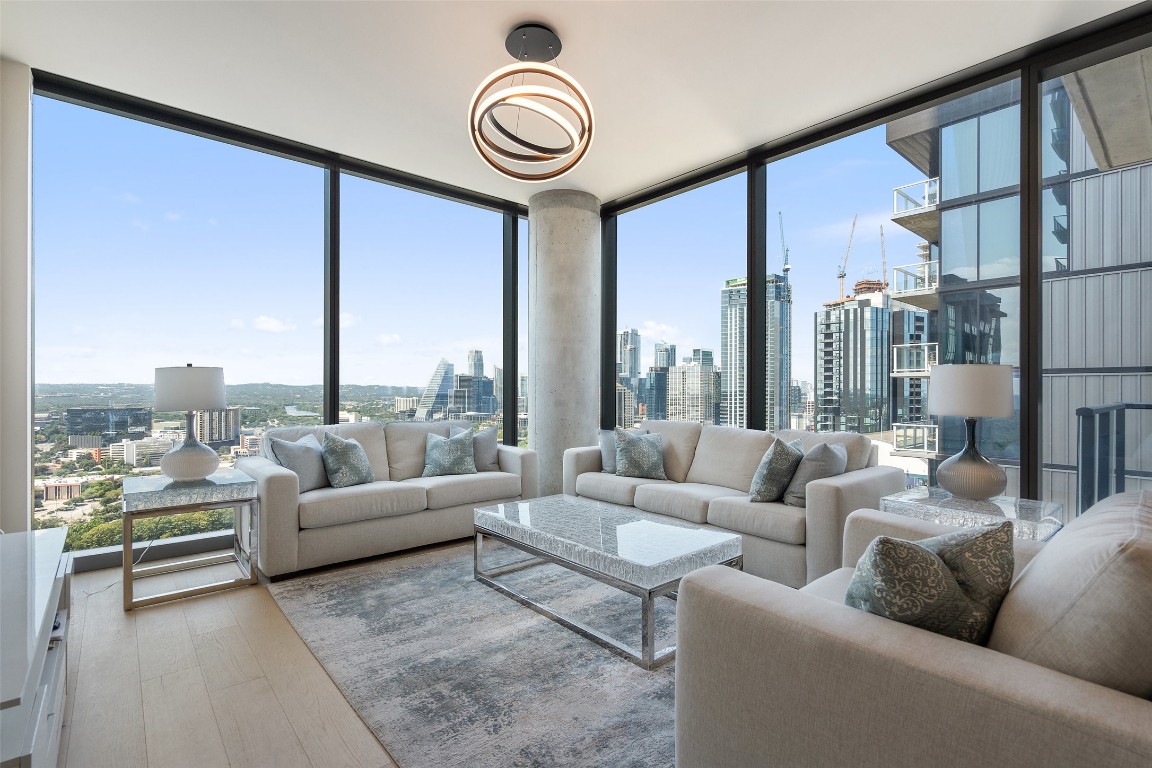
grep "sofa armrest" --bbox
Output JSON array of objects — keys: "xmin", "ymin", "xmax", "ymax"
[
  {"xmin": 842, "ymin": 508, "xmax": 1048, "ymax": 578},
  {"xmin": 676, "ymin": 565, "xmax": 1152, "ymax": 768},
  {"xmin": 236, "ymin": 456, "xmax": 300, "ymax": 578},
  {"xmin": 804, "ymin": 465, "xmax": 906, "ymax": 582},
  {"xmin": 562, "ymin": 446, "xmax": 603, "ymax": 496},
  {"xmin": 497, "ymin": 445, "xmax": 539, "ymax": 500}
]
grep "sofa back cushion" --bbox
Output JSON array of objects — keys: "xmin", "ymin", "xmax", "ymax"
[
  {"xmin": 263, "ymin": 422, "xmax": 390, "ymax": 481},
  {"xmin": 640, "ymin": 420, "xmax": 703, "ymax": 483},
  {"xmin": 383, "ymin": 420, "xmax": 471, "ymax": 481},
  {"xmin": 774, "ymin": 429, "xmax": 873, "ymax": 472},
  {"xmin": 987, "ymin": 491, "xmax": 1152, "ymax": 697},
  {"xmin": 685, "ymin": 426, "xmax": 776, "ymax": 492}
]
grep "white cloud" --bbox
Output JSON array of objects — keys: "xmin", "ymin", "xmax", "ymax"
[
  {"xmin": 639, "ymin": 320, "xmax": 678, "ymax": 339},
  {"xmin": 206, "ymin": 217, "xmax": 219, "ymax": 227},
  {"xmin": 377, "ymin": 333, "xmax": 402, "ymax": 346},
  {"xmin": 229, "ymin": 318, "xmax": 246, "ymax": 329},
  {"xmin": 164, "ymin": 211, "xmax": 184, "ymax": 221},
  {"xmin": 340, "ymin": 312, "xmax": 358, "ymax": 329},
  {"xmin": 120, "ymin": 192, "xmax": 141, "ymax": 204},
  {"xmin": 131, "ymin": 219, "xmax": 149, "ymax": 231},
  {"xmin": 252, "ymin": 315, "xmax": 296, "ymax": 333},
  {"xmin": 805, "ymin": 211, "xmax": 892, "ymax": 245}
]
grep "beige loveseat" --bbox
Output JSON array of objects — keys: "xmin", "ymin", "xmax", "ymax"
[
  {"xmin": 675, "ymin": 493, "xmax": 1152, "ymax": 768},
  {"xmin": 236, "ymin": 420, "xmax": 539, "ymax": 578},
  {"xmin": 562, "ymin": 420, "xmax": 906, "ymax": 587}
]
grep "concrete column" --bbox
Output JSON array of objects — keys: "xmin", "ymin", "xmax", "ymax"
[
  {"xmin": 528, "ymin": 190, "xmax": 601, "ymax": 496},
  {"xmin": 0, "ymin": 61, "xmax": 33, "ymax": 533}
]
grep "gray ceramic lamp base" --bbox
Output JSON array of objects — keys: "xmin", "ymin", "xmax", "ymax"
[{"xmin": 936, "ymin": 417, "xmax": 1007, "ymax": 501}]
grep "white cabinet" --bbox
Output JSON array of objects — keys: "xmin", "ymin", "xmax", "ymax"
[{"xmin": 1, "ymin": 529, "xmax": 71, "ymax": 768}]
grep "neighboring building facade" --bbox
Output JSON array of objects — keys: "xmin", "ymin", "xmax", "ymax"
[
  {"xmin": 65, "ymin": 406, "xmax": 151, "ymax": 445},
  {"xmin": 616, "ymin": 328, "xmax": 641, "ymax": 392},
  {"xmin": 415, "ymin": 359, "xmax": 454, "ymax": 420},
  {"xmin": 720, "ymin": 275, "xmax": 792, "ymax": 431},
  {"xmin": 194, "ymin": 407, "xmax": 241, "ymax": 447},
  {"xmin": 814, "ymin": 284, "xmax": 890, "ymax": 434},
  {"xmin": 667, "ymin": 360, "xmax": 718, "ymax": 425}
]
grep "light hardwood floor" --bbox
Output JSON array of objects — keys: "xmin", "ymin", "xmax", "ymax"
[{"xmin": 60, "ymin": 560, "xmax": 397, "ymax": 768}]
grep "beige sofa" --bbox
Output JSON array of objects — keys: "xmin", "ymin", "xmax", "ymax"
[
  {"xmin": 236, "ymin": 420, "xmax": 538, "ymax": 578},
  {"xmin": 675, "ymin": 493, "xmax": 1152, "ymax": 768},
  {"xmin": 562, "ymin": 420, "xmax": 906, "ymax": 587}
]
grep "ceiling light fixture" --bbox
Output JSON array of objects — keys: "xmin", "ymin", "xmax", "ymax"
[{"xmin": 469, "ymin": 23, "xmax": 594, "ymax": 182}]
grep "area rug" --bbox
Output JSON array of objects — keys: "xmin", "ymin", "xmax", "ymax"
[{"xmin": 268, "ymin": 542, "xmax": 677, "ymax": 768}]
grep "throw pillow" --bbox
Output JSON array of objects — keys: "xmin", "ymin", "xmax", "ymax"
[
  {"xmin": 451, "ymin": 425, "xmax": 500, "ymax": 472},
  {"xmin": 845, "ymin": 521, "xmax": 1015, "ymax": 644},
  {"xmin": 599, "ymin": 427, "xmax": 647, "ymax": 473},
  {"xmin": 423, "ymin": 430, "xmax": 478, "ymax": 477},
  {"xmin": 782, "ymin": 442, "xmax": 848, "ymax": 507},
  {"xmin": 749, "ymin": 439, "xmax": 804, "ymax": 502},
  {"xmin": 615, "ymin": 428, "xmax": 668, "ymax": 480},
  {"xmin": 320, "ymin": 431, "xmax": 376, "ymax": 488},
  {"xmin": 269, "ymin": 433, "xmax": 329, "ymax": 493}
]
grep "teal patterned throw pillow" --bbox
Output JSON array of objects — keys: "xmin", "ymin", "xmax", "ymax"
[
  {"xmin": 845, "ymin": 521, "xmax": 1015, "ymax": 645},
  {"xmin": 749, "ymin": 439, "xmax": 804, "ymax": 502},
  {"xmin": 615, "ymin": 428, "xmax": 668, "ymax": 480},
  {"xmin": 320, "ymin": 431, "xmax": 376, "ymax": 488},
  {"xmin": 423, "ymin": 430, "xmax": 478, "ymax": 477}
]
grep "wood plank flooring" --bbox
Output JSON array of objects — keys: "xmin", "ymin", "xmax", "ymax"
[{"xmin": 61, "ymin": 559, "xmax": 396, "ymax": 768}]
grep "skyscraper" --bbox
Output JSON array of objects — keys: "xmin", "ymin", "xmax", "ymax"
[
  {"xmin": 654, "ymin": 341, "xmax": 677, "ymax": 369},
  {"xmin": 814, "ymin": 283, "xmax": 890, "ymax": 434},
  {"xmin": 415, "ymin": 359, "xmax": 454, "ymax": 421},
  {"xmin": 616, "ymin": 328, "xmax": 640, "ymax": 391},
  {"xmin": 719, "ymin": 275, "xmax": 792, "ymax": 430},
  {"xmin": 667, "ymin": 360, "xmax": 717, "ymax": 425},
  {"xmin": 646, "ymin": 367, "xmax": 668, "ymax": 420},
  {"xmin": 467, "ymin": 349, "xmax": 484, "ymax": 380}
]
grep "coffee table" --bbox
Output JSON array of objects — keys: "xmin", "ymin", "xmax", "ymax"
[{"xmin": 474, "ymin": 494, "xmax": 742, "ymax": 669}]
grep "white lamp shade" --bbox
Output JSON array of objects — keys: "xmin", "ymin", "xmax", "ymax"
[
  {"xmin": 154, "ymin": 366, "xmax": 226, "ymax": 412},
  {"xmin": 927, "ymin": 364, "xmax": 1014, "ymax": 418}
]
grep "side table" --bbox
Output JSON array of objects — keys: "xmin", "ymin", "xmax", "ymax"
[
  {"xmin": 880, "ymin": 488, "xmax": 1065, "ymax": 541},
  {"xmin": 121, "ymin": 467, "xmax": 259, "ymax": 611}
]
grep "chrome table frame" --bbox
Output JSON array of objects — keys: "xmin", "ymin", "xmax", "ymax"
[{"xmin": 474, "ymin": 525, "xmax": 742, "ymax": 670}]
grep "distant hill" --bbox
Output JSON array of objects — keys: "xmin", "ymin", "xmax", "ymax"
[{"xmin": 35, "ymin": 382, "xmax": 422, "ymax": 410}]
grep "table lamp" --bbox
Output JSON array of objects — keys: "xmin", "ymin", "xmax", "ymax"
[
  {"xmin": 927, "ymin": 364, "xmax": 1014, "ymax": 501},
  {"xmin": 155, "ymin": 364, "xmax": 226, "ymax": 482}
]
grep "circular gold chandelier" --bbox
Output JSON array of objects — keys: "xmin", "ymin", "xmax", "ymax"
[{"xmin": 469, "ymin": 24, "xmax": 594, "ymax": 182}]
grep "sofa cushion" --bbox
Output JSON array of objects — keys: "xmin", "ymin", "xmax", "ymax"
[
  {"xmin": 707, "ymin": 496, "xmax": 805, "ymax": 545},
  {"xmin": 616, "ymin": 429, "xmax": 668, "ymax": 480},
  {"xmin": 635, "ymin": 483, "xmax": 745, "ymax": 524},
  {"xmin": 384, "ymin": 420, "xmax": 470, "ymax": 481},
  {"xmin": 404, "ymin": 472, "xmax": 522, "ymax": 510},
  {"xmin": 452, "ymin": 425, "xmax": 500, "ymax": 472},
  {"xmin": 749, "ymin": 439, "xmax": 804, "ymax": 502},
  {"xmin": 263, "ymin": 422, "xmax": 390, "ymax": 480},
  {"xmin": 598, "ymin": 427, "xmax": 646, "ymax": 474},
  {"xmin": 774, "ymin": 429, "xmax": 873, "ymax": 473},
  {"xmin": 575, "ymin": 473, "xmax": 674, "ymax": 506},
  {"xmin": 640, "ymin": 420, "xmax": 702, "ymax": 483},
  {"xmin": 845, "ymin": 521, "xmax": 1015, "ymax": 644},
  {"xmin": 298, "ymin": 480, "xmax": 427, "ymax": 529},
  {"xmin": 987, "ymin": 491, "xmax": 1152, "ymax": 697},
  {"xmin": 269, "ymin": 433, "xmax": 328, "ymax": 493},
  {"xmin": 321, "ymin": 432, "xmax": 376, "ymax": 488},
  {"xmin": 685, "ymin": 425, "xmax": 776, "ymax": 493},
  {"xmin": 423, "ymin": 431, "xmax": 478, "ymax": 477},
  {"xmin": 782, "ymin": 443, "xmax": 847, "ymax": 507}
]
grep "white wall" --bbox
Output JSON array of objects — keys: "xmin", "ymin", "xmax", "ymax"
[{"xmin": 0, "ymin": 61, "xmax": 34, "ymax": 533}]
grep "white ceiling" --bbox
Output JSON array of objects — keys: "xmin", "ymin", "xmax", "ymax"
[{"xmin": 0, "ymin": 0, "xmax": 1141, "ymax": 206}]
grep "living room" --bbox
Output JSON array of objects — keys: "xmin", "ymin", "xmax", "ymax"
[{"xmin": 2, "ymin": 2, "xmax": 1151, "ymax": 767}]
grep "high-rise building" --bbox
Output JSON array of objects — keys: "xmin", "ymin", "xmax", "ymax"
[
  {"xmin": 616, "ymin": 328, "xmax": 640, "ymax": 391},
  {"xmin": 719, "ymin": 275, "xmax": 792, "ymax": 430},
  {"xmin": 615, "ymin": 384, "xmax": 636, "ymax": 428},
  {"xmin": 814, "ymin": 283, "xmax": 890, "ymax": 434},
  {"xmin": 667, "ymin": 357, "xmax": 718, "ymax": 425},
  {"xmin": 493, "ymin": 366, "xmax": 503, "ymax": 411},
  {"xmin": 646, "ymin": 367, "xmax": 668, "ymax": 420},
  {"xmin": 415, "ymin": 358, "xmax": 454, "ymax": 420},
  {"xmin": 65, "ymin": 406, "xmax": 152, "ymax": 446},
  {"xmin": 654, "ymin": 341, "xmax": 677, "ymax": 369},
  {"xmin": 194, "ymin": 407, "xmax": 241, "ymax": 447},
  {"xmin": 467, "ymin": 349, "xmax": 484, "ymax": 380}
]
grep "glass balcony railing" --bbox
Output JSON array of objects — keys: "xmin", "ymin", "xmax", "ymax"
[
  {"xmin": 891, "ymin": 260, "xmax": 939, "ymax": 295},
  {"xmin": 893, "ymin": 178, "xmax": 939, "ymax": 216},
  {"xmin": 892, "ymin": 342, "xmax": 938, "ymax": 375},
  {"xmin": 893, "ymin": 422, "xmax": 938, "ymax": 454}
]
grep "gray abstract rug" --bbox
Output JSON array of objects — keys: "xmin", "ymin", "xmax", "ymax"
[{"xmin": 268, "ymin": 543, "xmax": 677, "ymax": 768}]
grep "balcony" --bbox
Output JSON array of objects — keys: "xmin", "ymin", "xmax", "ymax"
[
  {"xmin": 891, "ymin": 178, "xmax": 941, "ymax": 242},
  {"xmin": 892, "ymin": 342, "xmax": 938, "ymax": 376},
  {"xmin": 892, "ymin": 422, "xmax": 939, "ymax": 457},
  {"xmin": 889, "ymin": 260, "xmax": 940, "ymax": 310}
]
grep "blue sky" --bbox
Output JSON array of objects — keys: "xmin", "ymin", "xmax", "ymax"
[{"xmin": 34, "ymin": 96, "xmax": 924, "ymax": 391}]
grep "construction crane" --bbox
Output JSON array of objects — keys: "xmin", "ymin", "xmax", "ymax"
[
  {"xmin": 838, "ymin": 214, "xmax": 857, "ymax": 299},
  {"xmin": 879, "ymin": 224, "xmax": 888, "ymax": 293},
  {"xmin": 777, "ymin": 211, "xmax": 791, "ymax": 276}
]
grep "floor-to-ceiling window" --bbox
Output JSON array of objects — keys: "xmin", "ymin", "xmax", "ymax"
[
  {"xmin": 1039, "ymin": 42, "xmax": 1152, "ymax": 513},
  {"xmin": 338, "ymin": 174, "xmax": 503, "ymax": 428},
  {"xmin": 614, "ymin": 175, "xmax": 746, "ymax": 428},
  {"xmin": 32, "ymin": 96, "xmax": 323, "ymax": 550}
]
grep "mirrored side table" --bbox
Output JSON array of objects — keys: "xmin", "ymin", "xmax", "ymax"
[
  {"xmin": 880, "ymin": 488, "xmax": 1065, "ymax": 542},
  {"xmin": 121, "ymin": 467, "xmax": 258, "ymax": 611}
]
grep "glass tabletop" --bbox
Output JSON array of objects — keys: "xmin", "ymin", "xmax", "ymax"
[
  {"xmin": 123, "ymin": 467, "xmax": 258, "ymax": 512},
  {"xmin": 880, "ymin": 488, "xmax": 1065, "ymax": 541}
]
